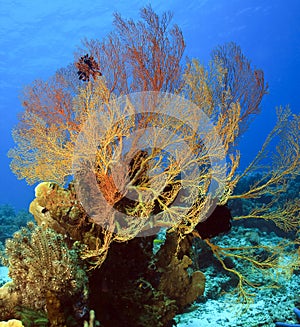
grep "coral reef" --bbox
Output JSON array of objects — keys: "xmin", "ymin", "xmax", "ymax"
[
  {"xmin": 276, "ymin": 308, "xmax": 300, "ymax": 327},
  {"xmin": 156, "ymin": 233, "xmax": 206, "ymax": 309},
  {"xmin": 0, "ymin": 223, "xmax": 88, "ymax": 325},
  {"xmin": 0, "ymin": 282, "xmax": 20, "ymax": 321},
  {"xmin": 229, "ymin": 173, "xmax": 300, "ymax": 237},
  {"xmin": 2, "ymin": 5, "xmax": 299, "ymax": 327},
  {"xmin": 87, "ymin": 230, "xmax": 205, "ymax": 327},
  {"xmin": 0, "ymin": 205, "xmax": 32, "ymax": 244}
]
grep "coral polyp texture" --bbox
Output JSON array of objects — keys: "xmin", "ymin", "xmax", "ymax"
[
  {"xmin": 0, "ymin": 223, "xmax": 88, "ymax": 325},
  {"xmin": 1, "ymin": 5, "xmax": 299, "ymax": 327}
]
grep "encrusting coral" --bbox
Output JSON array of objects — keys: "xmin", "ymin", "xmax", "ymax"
[{"xmin": 2, "ymin": 5, "xmax": 299, "ymax": 327}]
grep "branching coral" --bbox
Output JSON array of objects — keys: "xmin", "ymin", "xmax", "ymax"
[
  {"xmin": 230, "ymin": 107, "xmax": 300, "ymax": 232},
  {"xmin": 8, "ymin": 72, "xmax": 82, "ymax": 185},
  {"xmin": 203, "ymin": 237, "xmax": 299, "ymax": 305},
  {"xmin": 182, "ymin": 43, "xmax": 268, "ymax": 204},
  {"xmin": 72, "ymin": 91, "xmax": 229, "ymax": 241},
  {"xmin": 8, "ymin": 6, "xmax": 186, "ymax": 188},
  {"xmin": 183, "ymin": 42, "xmax": 268, "ymax": 136},
  {"xmin": 183, "ymin": 46, "xmax": 299, "ymax": 304},
  {"xmin": 80, "ymin": 5, "xmax": 185, "ymax": 94},
  {"xmin": 199, "ymin": 107, "xmax": 299, "ymax": 304},
  {"xmin": 5, "ymin": 5, "xmax": 300, "ymax": 326}
]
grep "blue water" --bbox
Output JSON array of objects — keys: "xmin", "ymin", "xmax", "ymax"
[{"xmin": 0, "ymin": 0, "xmax": 299, "ymax": 210}]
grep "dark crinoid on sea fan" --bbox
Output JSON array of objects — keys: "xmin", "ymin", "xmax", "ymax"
[{"xmin": 75, "ymin": 54, "xmax": 102, "ymax": 81}]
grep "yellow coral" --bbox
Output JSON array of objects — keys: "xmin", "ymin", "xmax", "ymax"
[
  {"xmin": 230, "ymin": 107, "xmax": 300, "ymax": 232},
  {"xmin": 0, "ymin": 320, "xmax": 24, "ymax": 327},
  {"xmin": 34, "ymin": 181, "xmax": 53, "ymax": 197}
]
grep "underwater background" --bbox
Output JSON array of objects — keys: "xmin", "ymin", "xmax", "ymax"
[
  {"xmin": 0, "ymin": 1, "xmax": 299, "ymax": 327},
  {"xmin": 0, "ymin": 0, "xmax": 299, "ymax": 210}
]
